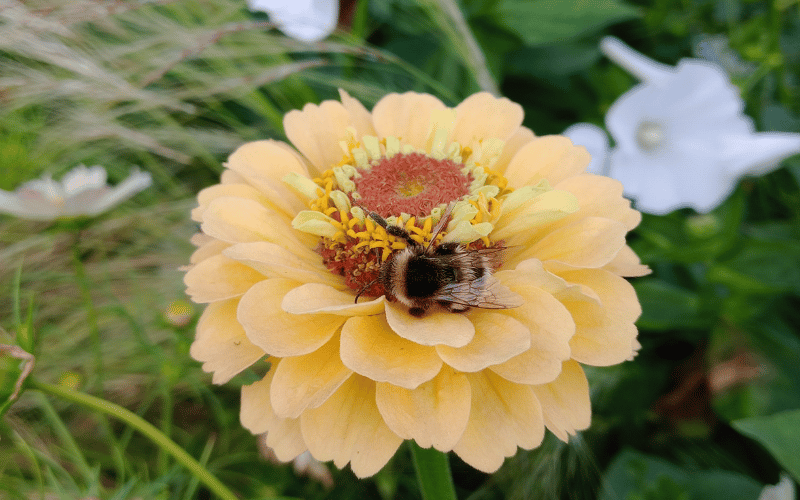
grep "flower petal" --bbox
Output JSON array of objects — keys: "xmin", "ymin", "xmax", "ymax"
[
  {"xmin": 504, "ymin": 135, "xmax": 590, "ymax": 188},
  {"xmin": 523, "ymin": 217, "xmax": 627, "ymax": 269},
  {"xmin": 451, "ymin": 92, "xmax": 524, "ymax": 148},
  {"xmin": 238, "ymin": 279, "xmax": 344, "ymax": 357},
  {"xmin": 270, "ymin": 335, "xmax": 353, "ymax": 418},
  {"xmin": 191, "ymin": 299, "xmax": 265, "ymax": 384},
  {"xmin": 489, "ymin": 283, "xmax": 574, "ymax": 385},
  {"xmin": 532, "ymin": 360, "xmax": 591, "ymax": 441},
  {"xmin": 600, "ymin": 36, "xmax": 675, "ymax": 83},
  {"xmin": 200, "ymin": 197, "xmax": 317, "ymax": 253},
  {"xmin": 301, "ymin": 375, "xmax": 403, "ymax": 478},
  {"xmin": 563, "ymin": 123, "xmax": 610, "ymax": 176},
  {"xmin": 494, "ymin": 126, "xmax": 536, "ymax": 175},
  {"xmin": 284, "ymin": 100, "xmax": 352, "ymax": 174},
  {"xmin": 553, "ymin": 268, "xmax": 641, "ymax": 366},
  {"xmin": 384, "ymin": 301, "xmax": 475, "ymax": 348},
  {"xmin": 223, "ymin": 242, "xmax": 339, "ymax": 286},
  {"xmin": 603, "ymin": 244, "xmax": 651, "ymax": 277},
  {"xmin": 436, "ymin": 312, "xmax": 530, "ymax": 372},
  {"xmin": 283, "ymin": 283, "xmax": 385, "ymax": 315},
  {"xmin": 90, "ymin": 168, "xmax": 152, "ymax": 214},
  {"xmin": 552, "ymin": 174, "xmax": 641, "ymax": 231},
  {"xmin": 192, "ymin": 183, "xmax": 272, "ymax": 223},
  {"xmin": 340, "ymin": 315, "xmax": 443, "ymax": 389},
  {"xmin": 189, "ymin": 237, "xmax": 231, "ymax": 265},
  {"xmin": 338, "ymin": 89, "xmax": 377, "ymax": 138},
  {"xmin": 492, "ymin": 189, "xmax": 579, "ymax": 244},
  {"xmin": 241, "ymin": 364, "xmax": 307, "ymax": 461},
  {"xmin": 225, "ymin": 140, "xmax": 310, "ymax": 217},
  {"xmin": 184, "ymin": 254, "xmax": 265, "ymax": 303},
  {"xmin": 453, "ymin": 371, "xmax": 544, "ymax": 473},
  {"xmin": 372, "ymin": 92, "xmax": 447, "ymax": 150},
  {"xmin": 376, "ymin": 366, "xmax": 471, "ymax": 452}
]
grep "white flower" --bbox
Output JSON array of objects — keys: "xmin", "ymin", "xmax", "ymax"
[
  {"xmin": 248, "ymin": 0, "xmax": 338, "ymax": 43},
  {"xmin": 579, "ymin": 36, "xmax": 800, "ymax": 215},
  {"xmin": 563, "ymin": 123, "xmax": 610, "ymax": 176},
  {"xmin": 758, "ymin": 474, "xmax": 796, "ymax": 500},
  {"xmin": 0, "ymin": 165, "xmax": 152, "ymax": 220}
]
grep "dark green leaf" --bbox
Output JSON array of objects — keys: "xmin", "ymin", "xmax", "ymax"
[
  {"xmin": 494, "ymin": 0, "xmax": 640, "ymax": 46},
  {"xmin": 634, "ymin": 279, "xmax": 707, "ymax": 331},
  {"xmin": 733, "ymin": 410, "xmax": 800, "ymax": 482}
]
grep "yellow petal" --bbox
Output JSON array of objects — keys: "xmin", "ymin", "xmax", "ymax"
[
  {"xmin": 191, "ymin": 299, "xmax": 265, "ymax": 384},
  {"xmin": 284, "ymin": 100, "xmax": 352, "ymax": 174},
  {"xmin": 436, "ymin": 312, "xmax": 530, "ymax": 372},
  {"xmin": 372, "ymin": 92, "xmax": 447, "ymax": 150},
  {"xmin": 489, "ymin": 283, "xmax": 574, "ymax": 385},
  {"xmin": 375, "ymin": 366, "xmax": 471, "ymax": 452},
  {"xmin": 552, "ymin": 174, "xmax": 641, "ymax": 231},
  {"xmin": 240, "ymin": 364, "xmax": 307, "ymax": 461},
  {"xmin": 189, "ymin": 238, "xmax": 230, "ymax": 265},
  {"xmin": 220, "ymin": 169, "xmax": 246, "ymax": 184},
  {"xmin": 492, "ymin": 189, "xmax": 579, "ymax": 243},
  {"xmin": 301, "ymin": 375, "xmax": 403, "ymax": 478},
  {"xmin": 224, "ymin": 140, "xmax": 310, "ymax": 218},
  {"xmin": 200, "ymin": 197, "xmax": 317, "ymax": 253},
  {"xmin": 494, "ymin": 126, "xmax": 536, "ymax": 175},
  {"xmin": 238, "ymin": 279, "xmax": 344, "ymax": 357},
  {"xmin": 603, "ymin": 244, "xmax": 651, "ymax": 277},
  {"xmin": 523, "ymin": 217, "xmax": 627, "ymax": 269},
  {"xmin": 338, "ymin": 89, "xmax": 377, "ymax": 138},
  {"xmin": 184, "ymin": 254, "xmax": 265, "ymax": 303},
  {"xmin": 504, "ymin": 135, "xmax": 589, "ymax": 188},
  {"xmin": 384, "ymin": 302, "xmax": 475, "ymax": 348},
  {"xmin": 451, "ymin": 92, "xmax": 524, "ymax": 148},
  {"xmin": 270, "ymin": 335, "xmax": 353, "ymax": 418},
  {"xmin": 340, "ymin": 315, "xmax": 443, "ymax": 389},
  {"xmin": 223, "ymin": 242, "xmax": 340, "ymax": 287},
  {"xmin": 191, "ymin": 183, "xmax": 272, "ymax": 223},
  {"xmin": 532, "ymin": 360, "xmax": 590, "ymax": 442},
  {"xmin": 283, "ymin": 283, "xmax": 385, "ymax": 316},
  {"xmin": 453, "ymin": 371, "xmax": 544, "ymax": 473},
  {"xmin": 555, "ymin": 268, "xmax": 641, "ymax": 366}
]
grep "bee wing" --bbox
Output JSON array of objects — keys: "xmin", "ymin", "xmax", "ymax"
[{"xmin": 435, "ymin": 274, "xmax": 523, "ymax": 310}]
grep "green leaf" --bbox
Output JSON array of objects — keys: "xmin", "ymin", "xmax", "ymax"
[
  {"xmin": 634, "ymin": 279, "xmax": 707, "ymax": 331},
  {"xmin": 600, "ymin": 449, "xmax": 763, "ymax": 500},
  {"xmin": 494, "ymin": 0, "xmax": 640, "ymax": 46},
  {"xmin": 707, "ymin": 239, "xmax": 800, "ymax": 294},
  {"xmin": 732, "ymin": 410, "xmax": 800, "ymax": 482}
]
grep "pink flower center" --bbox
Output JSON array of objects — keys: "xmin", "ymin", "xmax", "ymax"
[{"xmin": 354, "ymin": 153, "xmax": 471, "ymax": 217}]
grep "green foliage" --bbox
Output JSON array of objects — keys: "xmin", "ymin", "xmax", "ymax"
[{"xmin": 733, "ymin": 410, "xmax": 800, "ymax": 482}]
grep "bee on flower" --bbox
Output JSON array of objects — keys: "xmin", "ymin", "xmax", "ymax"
[{"xmin": 184, "ymin": 90, "xmax": 648, "ymax": 477}]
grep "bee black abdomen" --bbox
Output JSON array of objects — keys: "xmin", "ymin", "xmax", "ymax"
[{"xmin": 405, "ymin": 257, "xmax": 448, "ymax": 298}]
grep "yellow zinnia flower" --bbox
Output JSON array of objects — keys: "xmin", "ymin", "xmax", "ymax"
[{"xmin": 184, "ymin": 90, "xmax": 648, "ymax": 477}]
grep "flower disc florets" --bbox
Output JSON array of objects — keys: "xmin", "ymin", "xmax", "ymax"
[{"xmin": 185, "ymin": 90, "xmax": 649, "ymax": 478}]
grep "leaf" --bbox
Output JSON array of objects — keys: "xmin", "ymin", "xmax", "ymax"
[
  {"xmin": 600, "ymin": 449, "xmax": 763, "ymax": 500},
  {"xmin": 707, "ymin": 239, "xmax": 800, "ymax": 294},
  {"xmin": 732, "ymin": 410, "xmax": 800, "ymax": 482},
  {"xmin": 633, "ymin": 279, "xmax": 708, "ymax": 331},
  {"xmin": 494, "ymin": 0, "xmax": 640, "ymax": 46}
]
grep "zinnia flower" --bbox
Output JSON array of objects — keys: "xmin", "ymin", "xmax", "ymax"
[
  {"xmin": 0, "ymin": 165, "xmax": 152, "ymax": 220},
  {"xmin": 248, "ymin": 0, "xmax": 339, "ymax": 43},
  {"xmin": 594, "ymin": 36, "xmax": 800, "ymax": 215},
  {"xmin": 185, "ymin": 90, "xmax": 648, "ymax": 477}
]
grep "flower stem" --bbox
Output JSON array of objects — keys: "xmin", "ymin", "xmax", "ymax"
[
  {"xmin": 29, "ymin": 378, "xmax": 238, "ymax": 500},
  {"xmin": 410, "ymin": 441, "xmax": 457, "ymax": 500}
]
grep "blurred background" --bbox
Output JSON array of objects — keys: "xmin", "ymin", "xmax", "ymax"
[{"xmin": 1, "ymin": 0, "xmax": 799, "ymax": 498}]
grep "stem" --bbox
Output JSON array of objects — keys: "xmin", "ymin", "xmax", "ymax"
[
  {"xmin": 70, "ymin": 241, "xmax": 103, "ymax": 387},
  {"xmin": 30, "ymin": 379, "xmax": 238, "ymax": 500},
  {"xmin": 410, "ymin": 441, "xmax": 457, "ymax": 500}
]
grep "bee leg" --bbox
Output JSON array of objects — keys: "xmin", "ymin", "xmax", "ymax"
[{"xmin": 409, "ymin": 306, "xmax": 427, "ymax": 317}]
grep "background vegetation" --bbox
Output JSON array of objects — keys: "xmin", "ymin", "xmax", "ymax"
[{"xmin": 1, "ymin": 0, "xmax": 799, "ymax": 498}]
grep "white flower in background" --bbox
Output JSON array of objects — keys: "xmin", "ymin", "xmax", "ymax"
[
  {"xmin": 693, "ymin": 34, "xmax": 756, "ymax": 78},
  {"xmin": 0, "ymin": 165, "xmax": 152, "ymax": 220},
  {"xmin": 563, "ymin": 123, "xmax": 609, "ymax": 176},
  {"xmin": 565, "ymin": 37, "xmax": 800, "ymax": 215},
  {"xmin": 758, "ymin": 474, "xmax": 796, "ymax": 500},
  {"xmin": 248, "ymin": 0, "xmax": 339, "ymax": 43}
]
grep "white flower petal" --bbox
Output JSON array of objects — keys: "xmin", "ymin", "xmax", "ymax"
[
  {"xmin": 600, "ymin": 36, "xmax": 675, "ymax": 83},
  {"xmin": 249, "ymin": 0, "xmax": 339, "ymax": 43},
  {"xmin": 563, "ymin": 123, "xmax": 610, "ymax": 176}
]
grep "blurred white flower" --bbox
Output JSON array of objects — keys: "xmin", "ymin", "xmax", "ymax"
[
  {"xmin": 693, "ymin": 34, "xmax": 756, "ymax": 78},
  {"xmin": 758, "ymin": 474, "xmax": 796, "ymax": 500},
  {"xmin": 0, "ymin": 165, "xmax": 152, "ymax": 220},
  {"xmin": 248, "ymin": 0, "xmax": 338, "ymax": 43},
  {"xmin": 585, "ymin": 36, "xmax": 800, "ymax": 215},
  {"xmin": 563, "ymin": 122, "xmax": 610, "ymax": 176}
]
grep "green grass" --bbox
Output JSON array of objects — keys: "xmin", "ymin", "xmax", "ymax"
[{"xmin": 1, "ymin": 0, "xmax": 799, "ymax": 498}]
